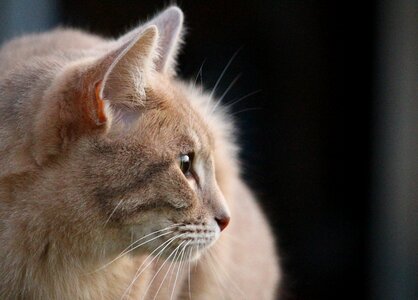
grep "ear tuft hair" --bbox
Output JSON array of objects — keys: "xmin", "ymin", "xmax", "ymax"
[
  {"xmin": 148, "ymin": 6, "xmax": 184, "ymax": 74},
  {"xmin": 119, "ymin": 6, "xmax": 184, "ymax": 76}
]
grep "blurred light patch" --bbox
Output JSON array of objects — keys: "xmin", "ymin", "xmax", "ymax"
[{"xmin": 0, "ymin": 0, "xmax": 59, "ymax": 42}]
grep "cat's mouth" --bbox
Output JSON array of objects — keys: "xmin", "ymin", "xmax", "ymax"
[
  {"xmin": 162, "ymin": 222, "xmax": 220, "ymax": 262},
  {"xmin": 128, "ymin": 222, "xmax": 220, "ymax": 262}
]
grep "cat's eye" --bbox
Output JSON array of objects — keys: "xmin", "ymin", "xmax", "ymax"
[{"xmin": 179, "ymin": 153, "xmax": 194, "ymax": 176}]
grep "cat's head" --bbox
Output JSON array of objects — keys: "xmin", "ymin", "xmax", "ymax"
[{"xmin": 21, "ymin": 7, "xmax": 236, "ymax": 262}]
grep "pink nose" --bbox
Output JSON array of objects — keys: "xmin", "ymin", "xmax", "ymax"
[{"xmin": 215, "ymin": 215, "xmax": 230, "ymax": 231}]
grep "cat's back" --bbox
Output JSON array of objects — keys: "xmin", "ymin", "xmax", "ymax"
[{"xmin": 0, "ymin": 28, "xmax": 105, "ymax": 73}]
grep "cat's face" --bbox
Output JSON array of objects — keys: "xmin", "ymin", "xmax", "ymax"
[{"xmin": 72, "ymin": 76, "xmax": 230, "ymax": 260}]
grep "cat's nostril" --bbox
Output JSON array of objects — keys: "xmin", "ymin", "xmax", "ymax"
[{"xmin": 215, "ymin": 215, "xmax": 230, "ymax": 232}]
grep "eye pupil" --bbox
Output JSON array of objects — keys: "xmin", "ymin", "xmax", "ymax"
[{"xmin": 179, "ymin": 153, "xmax": 192, "ymax": 175}]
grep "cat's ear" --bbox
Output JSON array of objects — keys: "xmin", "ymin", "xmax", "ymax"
[
  {"xmin": 96, "ymin": 25, "xmax": 159, "ymax": 105},
  {"xmin": 120, "ymin": 6, "xmax": 184, "ymax": 75},
  {"xmin": 148, "ymin": 6, "xmax": 184, "ymax": 75},
  {"xmin": 72, "ymin": 24, "xmax": 159, "ymax": 124},
  {"xmin": 32, "ymin": 26, "xmax": 158, "ymax": 165}
]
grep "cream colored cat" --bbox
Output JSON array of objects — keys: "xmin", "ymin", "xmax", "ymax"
[{"xmin": 0, "ymin": 6, "xmax": 280, "ymax": 299}]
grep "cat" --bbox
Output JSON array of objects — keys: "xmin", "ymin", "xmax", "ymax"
[{"xmin": 0, "ymin": 6, "xmax": 280, "ymax": 299}]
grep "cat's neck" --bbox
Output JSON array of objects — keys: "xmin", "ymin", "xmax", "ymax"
[
  {"xmin": 0, "ymin": 238, "xmax": 146, "ymax": 299},
  {"xmin": 0, "ymin": 177, "xmax": 147, "ymax": 299}
]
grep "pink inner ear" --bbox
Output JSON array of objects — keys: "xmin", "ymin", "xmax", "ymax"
[{"xmin": 94, "ymin": 81, "xmax": 107, "ymax": 125}]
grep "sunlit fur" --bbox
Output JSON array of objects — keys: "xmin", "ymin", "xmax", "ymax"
[{"xmin": 0, "ymin": 6, "xmax": 280, "ymax": 299}]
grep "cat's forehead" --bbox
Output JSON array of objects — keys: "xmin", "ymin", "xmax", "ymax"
[{"xmin": 126, "ymin": 76, "xmax": 214, "ymax": 154}]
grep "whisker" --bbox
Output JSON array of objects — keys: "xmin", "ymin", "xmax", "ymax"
[
  {"xmin": 164, "ymin": 248, "xmax": 182, "ymax": 298},
  {"xmin": 94, "ymin": 228, "xmax": 175, "ymax": 272},
  {"xmin": 121, "ymin": 234, "xmax": 185, "ymax": 299},
  {"xmin": 209, "ymin": 47, "xmax": 242, "ymax": 99},
  {"xmin": 211, "ymin": 74, "xmax": 241, "ymax": 114},
  {"xmin": 119, "ymin": 230, "xmax": 174, "ymax": 260},
  {"xmin": 121, "ymin": 238, "xmax": 173, "ymax": 299},
  {"xmin": 142, "ymin": 240, "xmax": 190, "ymax": 299},
  {"xmin": 226, "ymin": 90, "xmax": 261, "ymax": 109},
  {"xmin": 118, "ymin": 223, "xmax": 180, "ymax": 257},
  {"xmin": 167, "ymin": 245, "xmax": 181, "ymax": 292},
  {"xmin": 170, "ymin": 241, "xmax": 189, "ymax": 300},
  {"xmin": 193, "ymin": 59, "xmax": 206, "ymax": 88},
  {"xmin": 103, "ymin": 199, "xmax": 124, "ymax": 227},
  {"xmin": 231, "ymin": 107, "xmax": 262, "ymax": 116},
  {"xmin": 152, "ymin": 241, "xmax": 186, "ymax": 300},
  {"xmin": 187, "ymin": 246, "xmax": 193, "ymax": 300}
]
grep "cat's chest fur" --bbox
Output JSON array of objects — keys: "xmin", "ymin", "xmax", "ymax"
[{"xmin": 0, "ymin": 6, "xmax": 280, "ymax": 300}]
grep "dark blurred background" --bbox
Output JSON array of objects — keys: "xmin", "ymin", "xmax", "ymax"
[{"xmin": 1, "ymin": 1, "xmax": 416, "ymax": 299}]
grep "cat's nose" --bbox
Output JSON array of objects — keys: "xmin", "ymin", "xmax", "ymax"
[{"xmin": 215, "ymin": 215, "xmax": 230, "ymax": 232}]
